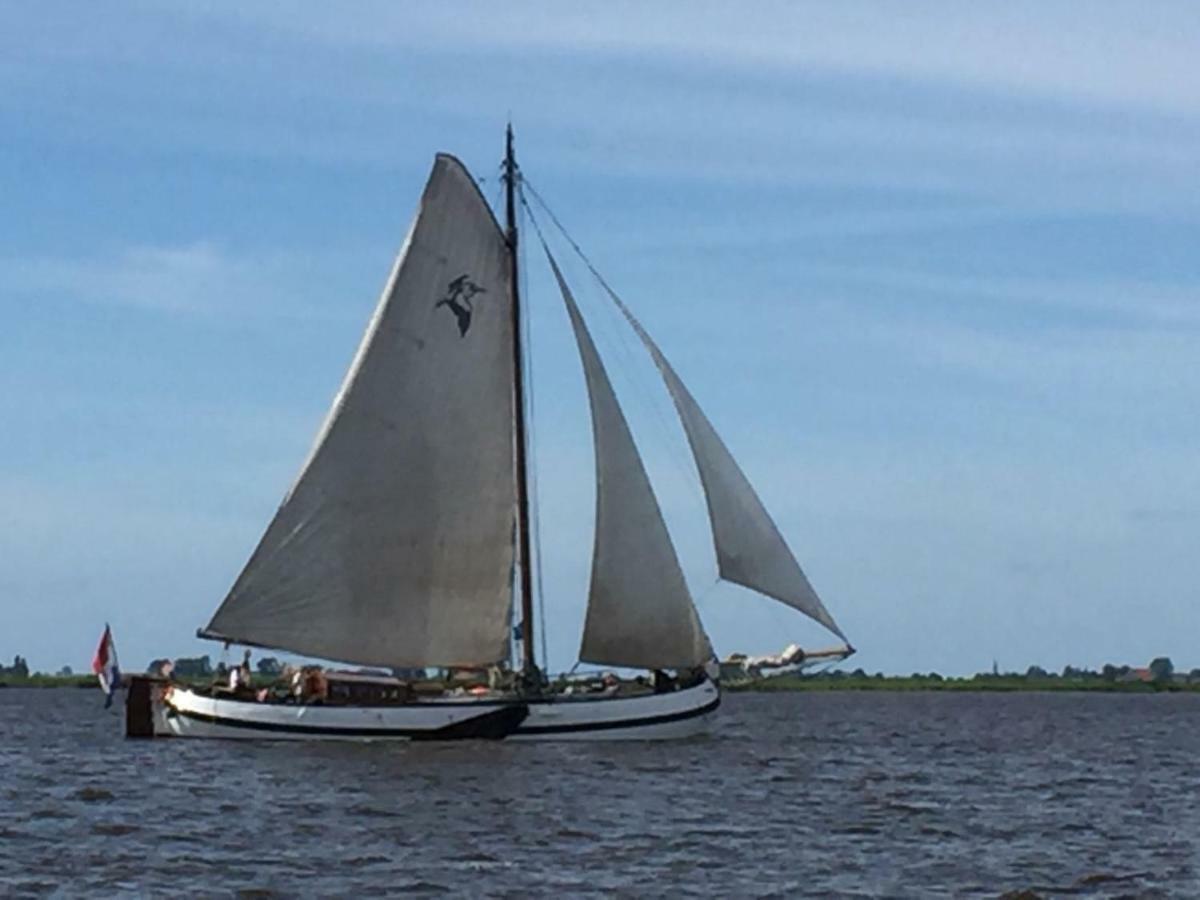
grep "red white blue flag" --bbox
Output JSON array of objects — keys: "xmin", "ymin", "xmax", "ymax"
[{"xmin": 92, "ymin": 624, "xmax": 121, "ymax": 708}]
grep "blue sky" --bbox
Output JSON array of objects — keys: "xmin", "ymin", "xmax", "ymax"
[{"xmin": 3, "ymin": 3, "xmax": 1198, "ymax": 676}]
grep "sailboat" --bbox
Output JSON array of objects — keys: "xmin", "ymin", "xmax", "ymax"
[{"xmin": 150, "ymin": 128, "xmax": 852, "ymax": 741}]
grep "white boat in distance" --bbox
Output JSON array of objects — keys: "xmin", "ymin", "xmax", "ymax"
[{"xmin": 153, "ymin": 128, "xmax": 852, "ymax": 741}]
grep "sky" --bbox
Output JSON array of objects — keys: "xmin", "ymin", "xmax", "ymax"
[{"xmin": 2, "ymin": 2, "xmax": 1198, "ymax": 677}]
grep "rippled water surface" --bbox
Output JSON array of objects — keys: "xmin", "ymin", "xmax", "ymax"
[{"xmin": 2, "ymin": 689, "xmax": 1198, "ymax": 897}]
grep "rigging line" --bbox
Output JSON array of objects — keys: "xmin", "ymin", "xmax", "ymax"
[
  {"xmin": 517, "ymin": 186, "xmax": 551, "ymax": 250},
  {"xmin": 585, "ymin": 280, "xmax": 706, "ymax": 524},
  {"xmin": 525, "ymin": 185, "xmax": 836, "ymax": 658},
  {"xmin": 763, "ymin": 589, "xmax": 801, "ymax": 653},
  {"xmin": 564, "ymin": 249, "xmax": 665, "ymax": 426},
  {"xmin": 521, "ymin": 190, "xmax": 720, "ymax": 602},
  {"xmin": 508, "ymin": 521, "xmax": 519, "ymax": 667},
  {"xmin": 522, "ymin": 178, "xmax": 714, "ymax": 573},
  {"xmin": 478, "ymin": 169, "xmax": 503, "ymax": 221},
  {"xmin": 487, "ymin": 162, "xmax": 506, "ymax": 221},
  {"xmin": 521, "ymin": 205, "xmax": 720, "ymax": 657},
  {"xmin": 521, "ymin": 195, "xmax": 602, "ymax": 678},
  {"xmin": 520, "ymin": 195, "xmax": 715, "ymax": 615},
  {"xmin": 520, "ymin": 179, "xmax": 702, "ymax": 476},
  {"xmin": 519, "ymin": 184, "xmax": 691, "ymax": 455},
  {"xmin": 515, "ymin": 180, "xmax": 550, "ymax": 674},
  {"xmin": 805, "ymin": 655, "xmax": 846, "ymax": 677}
]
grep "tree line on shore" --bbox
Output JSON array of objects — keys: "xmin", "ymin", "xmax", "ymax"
[
  {"xmin": 731, "ymin": 656, "xmax": 1200, "ymax": 691},
  {"xmin": 0, "ymin": 655, "xmax": 78, "ymax": 680},
  {"xmin": 871, "ymin": 657, "xmax": 1193, "ymax": 684},
  {"xmin": 2, "ymin": 653, "xmax": 1197, "ymax": 689}
]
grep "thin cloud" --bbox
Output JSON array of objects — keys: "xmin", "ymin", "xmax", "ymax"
[
  {"xmin": 6, "ymin": 5, "xmax": 1198, "ymax": 210},
  {"xmin": 792, "ymin": 264, "xmax": 1200, "ymax": 331},
  {"xmin": 0, "ymin": 243, "xmax": 370, "ymax": 321},
  {"xmin": 203, "ymin": 2, "xmax": 1200, "ymax": 116}
]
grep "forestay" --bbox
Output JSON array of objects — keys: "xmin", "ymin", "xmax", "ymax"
[
  {"xmin": 606, "ymin": 291, "xmax": 848, "ymax": 642},
  {"xmin": 546, "ymin": 250, "xmax": 713, "ymax": 670},
  {"xmin": 203, "ymin": 155, "xmax": 518, "ymax": 668}
]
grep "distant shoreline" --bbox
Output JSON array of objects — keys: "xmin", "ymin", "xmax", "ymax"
[
  {"xmin": 3, "ymin": 673, "xmax": 1198, "ymax": 693},
  {"xmin": 727, "ymin": 673, "xmax": 1200, "ymax": 692},
  {"xmin": 0, "ymin": 675, "xmax": 99, "ymax": 689}
]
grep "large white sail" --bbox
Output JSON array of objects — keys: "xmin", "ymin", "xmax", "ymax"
[
  {"xmin": 607, "ymin": 291, "xmax": 848, "ymax": 642},
  {"xmin": 203, "ymin": 155, "xmax": 518, "ymax": 668},
  {"xmin": 546, "ymin": 250, "xmax": 713, "ymax": 670}
]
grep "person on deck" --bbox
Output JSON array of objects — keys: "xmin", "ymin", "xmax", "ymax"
[
  {"xmin": 226, "ymin": 650, "xmax": 253, "ymax": 695},
  {"xmin": 303, "ymin": 668, "xmax": 328, "ymax": 704},
  {"xmin": 238, "ymin": 650, "xmax": 252, "ymax": 691}
]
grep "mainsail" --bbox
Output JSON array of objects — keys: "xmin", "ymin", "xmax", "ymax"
[
  {"xmin": 546, "ymin": 250, "xmax": 713, "ymax": 670},
  {"xmin": 203, "ymin": 155, "xmax": 518, "ymax": 668},
  {"xmin": 605, "ymin": 290, "xmax": 848, "ymax": 642}
]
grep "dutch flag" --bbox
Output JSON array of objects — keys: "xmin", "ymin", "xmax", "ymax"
[{"xmin": 92, "ymin": 624, "xmax": 121, "ymax": 708}]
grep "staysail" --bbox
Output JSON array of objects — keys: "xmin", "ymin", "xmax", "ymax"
[
  {"xmin": 546, "ymin": 250, "xmax": 713, "ymax": 669},
  {"xmin": 606, "ymin": 290, "xmax": 848, "ymax": 642},
  {"xmin": 203, "ymin": 155, "xmax": 518, "ymax": 668}
]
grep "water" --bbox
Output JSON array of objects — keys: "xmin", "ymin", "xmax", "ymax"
[{"xmin": 1, "ymin": 689, "xmax": 1197, "ymax": 898}]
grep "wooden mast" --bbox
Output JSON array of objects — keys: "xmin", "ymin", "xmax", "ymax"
[{"xmin": 505, "ymin": 123, "xmax": 538, "ymax": 678}]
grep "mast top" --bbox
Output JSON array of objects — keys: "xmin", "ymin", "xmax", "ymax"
[{"xmin": 503, "ymin": 125, "xmax": 518, "ymax": 232}]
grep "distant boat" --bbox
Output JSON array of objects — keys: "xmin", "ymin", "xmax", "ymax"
[{"xmin": 150, "ymin": 127, "xmax": 852, "ymax": 741}]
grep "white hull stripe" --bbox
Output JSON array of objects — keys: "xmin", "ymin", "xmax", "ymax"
[
  {"xmin": 168, "ymin": 694, "xmax": 719, "ymax": 739},
  {"xmin": 513, "ymin": 695, "xmax": 720, "ymax": 735},
  {"xmin": 169, "ymin": 703, "xmax": 528, "ymax": 739}
]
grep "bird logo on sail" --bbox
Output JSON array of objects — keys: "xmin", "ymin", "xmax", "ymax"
[{"xmin": 434, "ymin": 274, "xmax": 486, "ymax": 337}]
